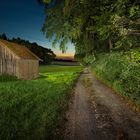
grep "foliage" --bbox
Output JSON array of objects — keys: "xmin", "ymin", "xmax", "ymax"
[
  {"xmin": 41, "ymin": 0, "xmax": 140, "ymax": 63},
  {"xmin": 0, "ymin": 33, "xmax": 8, "ymax": 40},
  {"xmin": 129, "ymin": 48, "xmax": 140, "ymax": 63},
  {"xmin": 91, "ymin": 53, "xmax": 140, "ymax": 106},
  {"xmin": 82, "ymin": 54, "xmax": 96, "ymax": 66},
  {"xmin": 0, "ymin": 65, "xmax": 82, "ymax": 140}
]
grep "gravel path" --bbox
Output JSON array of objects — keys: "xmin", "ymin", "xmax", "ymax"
[{"xmin": 64, "ymin": 69, "xmax": 140, "ymax": 140}]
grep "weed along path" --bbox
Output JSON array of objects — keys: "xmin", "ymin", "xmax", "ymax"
[{"xmin": 64, "ymin": 68, "xmax": 140, "ymax": 140}]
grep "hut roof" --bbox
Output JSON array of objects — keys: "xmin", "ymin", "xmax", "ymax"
[{"xmin": 0, "ymin": 39, "xmax": 41, "ymax": 60}]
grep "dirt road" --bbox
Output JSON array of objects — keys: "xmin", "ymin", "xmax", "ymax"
[{"xmin": 64, "ymin": 69, "xmax": 140, "ymax": 140}]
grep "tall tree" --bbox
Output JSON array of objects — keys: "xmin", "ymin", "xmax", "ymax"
[
  {"xmin": 0, "ymin": 33, "xmax": 8, "ymax": 40},
  {"xmin": 41, "ymin": 0, "xmax": 140, "ymax": 62}
]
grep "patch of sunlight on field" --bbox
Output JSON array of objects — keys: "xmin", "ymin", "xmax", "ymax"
[{"xmin": 39, "ymin": 65, "xmax": 83, "ymax": 73}]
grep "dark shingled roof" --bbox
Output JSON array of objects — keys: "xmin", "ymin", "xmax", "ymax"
[{"xmin": 0, "ymin": 39, "xmax": 41, "ymax": 60}]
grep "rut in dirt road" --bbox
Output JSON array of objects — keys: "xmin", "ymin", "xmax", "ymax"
[{"xmin": 64, "ymin": 69, "xmax": 140, "ymax": 140}]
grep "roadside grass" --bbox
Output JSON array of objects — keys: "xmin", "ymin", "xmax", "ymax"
[
  {"xmin": 91, "ymin": 53, "xmax": 140, "ymax": 107},
  {"xmin": 0, "ymin": 65, "xmax": 83, "ymax": 140}
]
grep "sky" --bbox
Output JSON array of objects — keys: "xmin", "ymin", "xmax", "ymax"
[{"xmin": 0, "ymin": 0, "xmax": 75, "ymax": 56}]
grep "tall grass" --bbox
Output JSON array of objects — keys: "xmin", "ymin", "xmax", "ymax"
[
  {"xmin": 0, "ymin": 66, "xmax": 82, "ymax": 140},
  {"xmin": 0, "ymin": 74, "xmax": 17, "ymax": 82}
]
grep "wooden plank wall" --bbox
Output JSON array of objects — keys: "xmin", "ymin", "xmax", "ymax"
[
  {"xmin": 0, "ymin": 44, "xmax": 39, "ymax": 80},
  {"xmin": 17, "ymin": 60, "xmax": 39, "ymax": 80},
  {"xmin": 0, "ymin": 59, "xmax": 39, "ymax": 80},
  {"xmin": 0, "ymin": 59, "xmax": 17, "ymax": 75}
]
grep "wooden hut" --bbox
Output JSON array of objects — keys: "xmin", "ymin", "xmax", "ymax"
[{"xmin": 0, "ymin": 39, "xmax": 41, "ymax": 80}]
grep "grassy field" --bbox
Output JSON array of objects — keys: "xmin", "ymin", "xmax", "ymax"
[
  {"xmin": 40, "ymin": 65, "xmax": 83, "ymax": 73},
  {"xmin": 0, "ymin": 65, "xmax": 83, "ymax": 140}
]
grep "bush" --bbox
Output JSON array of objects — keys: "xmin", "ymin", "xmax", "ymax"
[{"xmin": 92, "ymin": 53, "xmax": 140, "ymax": 106}]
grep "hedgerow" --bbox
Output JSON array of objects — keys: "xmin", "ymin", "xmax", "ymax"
[{"xmin": 92, "ymin": 53, "xmax": 140, "ymax": 106}]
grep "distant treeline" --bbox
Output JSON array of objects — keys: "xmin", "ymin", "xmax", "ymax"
[
  {"xmin": 0, "ymin": 33, "xmax": 56, "ymax": 64},
  {"xmin": 54, "ymin": 58, "xmax": 76, "ymax": 62}
]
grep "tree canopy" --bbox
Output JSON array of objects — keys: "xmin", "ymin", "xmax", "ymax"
[{"xmin": 41, "ymin": 0, "xmax": 140, "ymax": 63}]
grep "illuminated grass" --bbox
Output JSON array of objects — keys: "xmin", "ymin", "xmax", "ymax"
[
  {"xmin": 39, "ymin": 65, "xmax": 83, "ymax": 73},
  {"xmin": 0, "ymin": 66, "xmax": 82, "ymax": 139}
]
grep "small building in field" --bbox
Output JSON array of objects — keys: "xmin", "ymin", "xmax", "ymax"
[{"xmin": 0, "ymin": 39, "xmax": 41, "ymax": 80}]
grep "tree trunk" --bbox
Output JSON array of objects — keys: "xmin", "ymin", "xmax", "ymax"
[{"xmin": 109, "ymin": 38, "xmax": 113, "ymax": 52}]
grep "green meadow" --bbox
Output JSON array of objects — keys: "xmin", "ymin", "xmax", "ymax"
[
  {"xmin": 0, "ymin": 65, "xmax": 83, "ymax": 140},
  {"xmin": 39, "ymin": 65, "xmax": 82, "ymax": 73}
]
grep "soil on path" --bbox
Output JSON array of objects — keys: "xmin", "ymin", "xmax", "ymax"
[{"xmin": 64, "ymin": 68, "xmax": 140, "ymax": 140}]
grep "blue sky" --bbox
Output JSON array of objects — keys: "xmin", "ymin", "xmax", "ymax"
[{"xmin": 0, "ymin": 0, "xmax": 75, "ymax": 56}]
